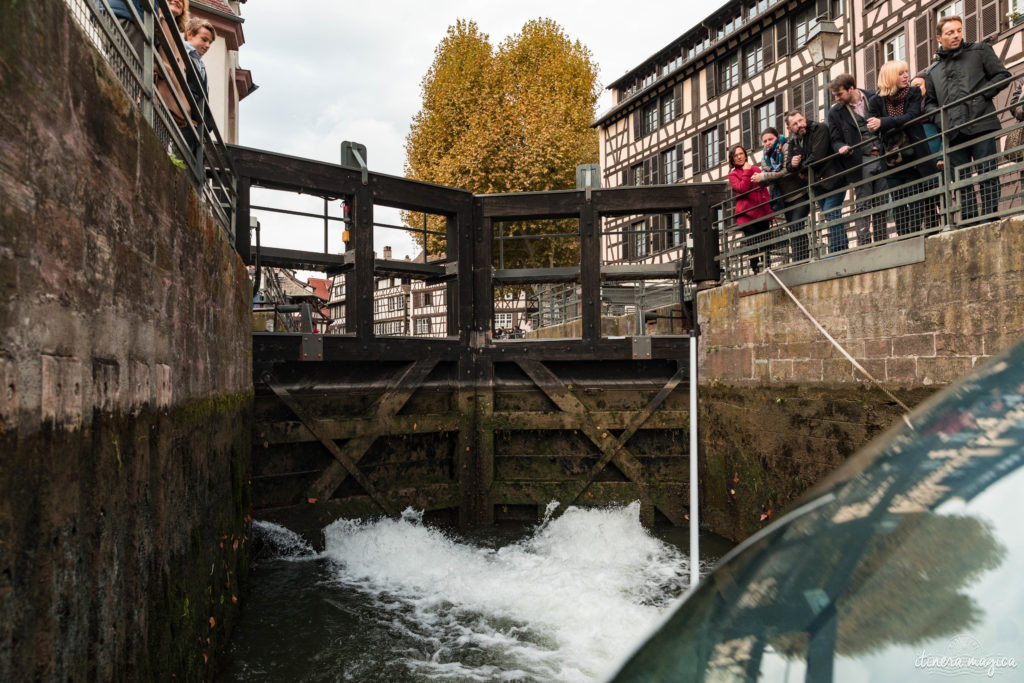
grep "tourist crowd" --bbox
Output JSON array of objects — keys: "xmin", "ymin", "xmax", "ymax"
[{"xmin": 729, "ymin": 14, "xmax": 1016, "ymax": 272}]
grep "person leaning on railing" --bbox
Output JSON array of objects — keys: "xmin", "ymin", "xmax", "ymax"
[
  {"xmin": 827, "ymin": 73, "xmax": 888, "ymax": 247},
  {"xmin": 728, "ymin": 145, "xmax": 773, "ymax": 274},
  {"xmin": 910, "ymin": 72, "xmax": 943, "ymax": 229},
  {"xmin": 784, "ymin": 110, "xmax": 848, "ymax": 257},
  {"xmin": 924, "ymin": 13, "xmax": 1011, "ymax": 225},
  {"xmin": 751, "ymin": 127, "xmax": 807, "ymax": 262},
  {"xmin": 867, "ymin": 60, "xmax": 931, "ymax": 236}
]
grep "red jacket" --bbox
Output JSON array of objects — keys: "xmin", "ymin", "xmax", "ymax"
[{"xmin": 728, "ymin": 165, "xmax": 773, "ymax": 225}]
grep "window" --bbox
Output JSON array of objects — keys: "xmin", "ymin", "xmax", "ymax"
[
  {"xmin": 414, "ymin": 318, "xmax": 431, "ymax": 335},
  {"xmin": 662, "ymin": 145, "xmax": 680, "ymax": 184},
  {"xmin": 703, "ymin": 127, "xmax": 722, "ymax": 169},
  {"xmin": 416, "ymin": 291, "xmax": 432, "ymax": 307},
  {"xmin": 660, "ymin": 93, "xmax": 676, "ymax": 125},
  {"xmin": 792, "ymin": 8, "xmax": 819, "ymax": 51},
  {"xmin": 495, "ymin": 313, "xmax": 513, "ymax": 328},
  {"xmin": 936, "ymin": 0, "xmax": 963, "ymax": 20},
  {"xmin": 743, "ymin": 41, "xmax": 765, "ymax": 79},
  {"xmin": 629, "ymin": 221, "xmax": 648, "ymax": 260},
  {"xmin": 661, "ymin": 212, "xmax": 685, "ymax": 250},
  {"xmin": 884, "ymin": 32, "xmax": 906, "ymax": 62},
  {"xmin": 719, "ymin": 52, "xmax": 740, "ymax": 91},
  {"xmin": 791, "ymin": 77, "xmax": 817, "ymax": 119},
  {"xmin": 755, "ymin": 100, "xmax": 777, "ymax": 140},
  {"xmin": 631, "ymin": 163, "xmax": 644, "ymax": 186},
  {"xmin": 640, "ymin": 100, "xmax": 659, "ymax": 137}
]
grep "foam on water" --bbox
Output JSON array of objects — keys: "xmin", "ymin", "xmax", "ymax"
[
  {"xmin": 321, "ymin": 502, "xmax": 692, "ymax": 681},
  {"xmin": 250, "ymin": 519, "xmax": 317, "ymax": 560}
]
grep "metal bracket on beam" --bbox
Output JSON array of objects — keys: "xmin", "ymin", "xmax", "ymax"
[
  {"xmin": 632, "ymin": 335, "xmax": 652, "ymax": 360},
  {"xmin": 300, "ymin": 333, "xmax": 323, "ymax": 361},
  {"xmin": 341, "ymin": 141, "xmax": 369, "ymax": 185}
]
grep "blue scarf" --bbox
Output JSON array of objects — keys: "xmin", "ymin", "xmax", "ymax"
[{"xmin": 763, "ymin": 135, "xmax": 787, "ymax": 172}]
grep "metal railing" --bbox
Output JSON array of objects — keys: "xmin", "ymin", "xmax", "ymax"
[
  {"xmin": 64, "ymin": 0, "xmax": 237, "ymax": 241},
  {"xmin": 716, "ymin": 74, "xmax": 1024, "ymax": 280}
]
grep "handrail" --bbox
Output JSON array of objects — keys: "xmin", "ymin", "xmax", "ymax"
[
  {"xmin": 715, "ymin": 71, "xmax": 1024, "ymax": 279},
  {"xmin": 67, "ymin": 0, "xmax": 237, "ymax": 241}
]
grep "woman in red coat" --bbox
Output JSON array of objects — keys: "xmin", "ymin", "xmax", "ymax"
[{"xmin": 728, "ymin": 145, "xmax": 774, "ymax": 274}]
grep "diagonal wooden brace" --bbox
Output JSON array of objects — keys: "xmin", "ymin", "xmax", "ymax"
[
  {"xmin": 303, "ymin": 358, "xmax": 439, "ymax": 503},
  {"xmin": 517, "ymin": 359, "xmax": 686, "ymax": 526}
]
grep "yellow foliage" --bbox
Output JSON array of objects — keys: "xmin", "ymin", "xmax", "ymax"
[{"xmin": 404, "ymin": 18, "xmax": 599, "ymax": 268}]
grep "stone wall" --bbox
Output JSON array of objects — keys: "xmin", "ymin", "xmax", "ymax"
[
  {"xmin": 696, "ymin": 219, "xmax": 1024, "ymax": 540},
  {"xmin": 0, "ymin": 1, "xmax": 252, "ymax": 679}
]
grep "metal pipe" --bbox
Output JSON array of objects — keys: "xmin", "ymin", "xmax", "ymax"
[{"xmin": 689, "ymin": 332, "xmax": 699, "ymax": 589}]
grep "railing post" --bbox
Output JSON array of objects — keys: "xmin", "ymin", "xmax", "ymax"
[
  {"xmin": 807, "ymin": 166, "xmax": 820, "ymax": 261},
  {"xmin": 940, "ymin": 108, "xmax": 954, "ymax": 232}
]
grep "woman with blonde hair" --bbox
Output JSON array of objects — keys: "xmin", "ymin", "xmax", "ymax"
[{"xmin": 867, "ymin": 60, "xmax": 930, "ymax": 235}]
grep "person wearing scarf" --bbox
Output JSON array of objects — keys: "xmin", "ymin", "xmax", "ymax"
[
  {"xmin": 867, "ymin": 60, "xmax": 930, "ymax": 236},
  {"xmin": 752, "ymin": 127, "xmax": 807, "ymax": 262}
]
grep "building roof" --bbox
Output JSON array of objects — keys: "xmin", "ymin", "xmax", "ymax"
[
  {"xmin": 191, "ymin": 0, "xmax": 237, "ymax": 17},
  {"xmin": 593, "ymin": 0, "xmax": 797, "ymax": 127},
  {"xmin": 306, "ymin": 277, "xmax": 331, "ymax": 302}
]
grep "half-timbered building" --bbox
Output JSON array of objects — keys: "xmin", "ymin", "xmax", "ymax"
[{"xmin": 596, "ymin": 0, "xmax": 1024, "ymax": 266}]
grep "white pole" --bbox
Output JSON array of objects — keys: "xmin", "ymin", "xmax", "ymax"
[{"xmin": 689, "ymin": 334, "xmax": 699, "ymax": 588}]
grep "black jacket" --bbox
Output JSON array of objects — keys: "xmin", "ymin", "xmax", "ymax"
[
  {"xmin": 868, "ymin": 86, "xmax": 931, "ymax": 177},
  {"xmin": 827, "ymin": 88, "xmax": 877, "ymax": 184},
  {"xmin": 924, "ymin": 41, "xmax": 1011, "ymax": 139},
  {"xmin": 789, "ymin": 120, "xmax": 845, "ymax": 193}
]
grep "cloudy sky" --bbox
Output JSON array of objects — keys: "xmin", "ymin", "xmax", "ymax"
[{"xmin": 238, "ymin": 1, "xmax": 704, "ymax": 259}]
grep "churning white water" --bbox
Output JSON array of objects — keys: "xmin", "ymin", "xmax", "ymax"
[{"xmin": 314, "ymin": 502, "xmax": 694, "ymax": 682}]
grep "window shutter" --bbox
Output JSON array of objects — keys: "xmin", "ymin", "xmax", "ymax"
[
  {"xmin": 816, "ymin": 0, "xmax": 830, "ymax": 19},
  {"xmin": 706, "ymin": 65, "xmax": 717, "ymax": 99},
  {"xmin": 651, "ymin": 154, "xmax": 661, "ymax": 185},
  {"xmin": 741, "ymin": 108, "xmax": 753, "ymax": 152},
  {"xmin": 964, "ymin": 0, "xmax": 979, "ymax": 43},
  {"xmin": 763, "ymin": 26, "xmax": 775, "ymax": 65},
  {"xmin": 675, "ymin": 142, "xmax": 685, "ymax": 180},
  {"xmin": 863, "ymin": 42, "xmax": 877, "ymax": 90},
  {"xmin": 915, "ymin": 15, "xmax": 932, "ymax": 73},
  {"xmin": 642, "ymin": 157, "xmax": 651, "ymax": 185},
  {"xmin": 774, "ymin": 93, "xmax": 785, "ymax": 131},
  {"xmin": 673, "ymin": 83, "xmax": 683, "ymax": 121},
  {"xmin": 633, "ymin": 111, "xmax": 640, "ymax": 141},
  {"xmin": 650, "ymin": 215, "xmax": 663, "ymax": 252},
  {"xmin": 802, "ymin": 79, "xmax": 816, "ymax": 119},
  {"xmin": 980, "ymin": 0, "xmax": 999, "ymax": 40},
  {"xmin": 792, "ymin": 81, "xmax": 804, "ymax": 114},
  {"xmin": 693, "ymin": 134, "xmax": 703, "ymax": 174},
  {"xmin": 777, "ymin": 17, "xmax": 789, "ymax": 57},
  {"xmin": 717, "ymin": 123, "xmax": 727, "ymax": 167},
  {"xmin": 621, "ymin": 169, "xmax": 629, "ymax": 187}
]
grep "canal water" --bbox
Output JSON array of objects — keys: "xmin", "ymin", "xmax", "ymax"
[{"xmin": 219, "ymin": 503, "xmax": 732, "ymax": 682}]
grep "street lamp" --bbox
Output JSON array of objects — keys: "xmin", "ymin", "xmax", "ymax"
[{"xmin": 806, "ymin": 19, "xmax": 842, "ymax": 68}]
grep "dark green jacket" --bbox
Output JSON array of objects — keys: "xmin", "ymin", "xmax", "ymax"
[{"xmin": 924, "ymin": 41, "xmax": 1011, "ymax": 139}]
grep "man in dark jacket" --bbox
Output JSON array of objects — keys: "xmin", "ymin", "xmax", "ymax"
[
  {"xmin": 924, "ymin": 15, "xmax": 1011, "ymax": 223},
  {"xmin": 786, "ymin": 110, "xmax": 848, "ymax": 256},
  {"xmin": 828, "ymin": 74, "xmax": 888, "ymax": 247}
]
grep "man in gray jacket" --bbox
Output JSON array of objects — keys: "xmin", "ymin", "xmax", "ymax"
[{"xmin": 924, "ymin": 14, "xmax": 1011, "ymax": 223}]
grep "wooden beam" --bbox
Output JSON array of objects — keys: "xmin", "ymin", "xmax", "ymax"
[{"xmin": 264, "ymin": 376, "xmax": 397, "ymax": 516}]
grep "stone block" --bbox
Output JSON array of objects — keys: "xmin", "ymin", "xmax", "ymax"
[
  {"xmin": 934, "ymin": 334, "xmax": 984, "ymax": 357},
  {"xmin": 892, "ymin": 333, "xmax": 936, "ymax": 358},
  {"xmin": 129, "ymin": 360, "xmax": 151, "ymax": 411},
  {"xmin": 92, "ymin": 359, "xmax": 121, "ymax": 412},
  {"xmin": 822, "ymin": 358, "xmax": 854, "ymax": 384},
  {"xmin": 917, "ymin": 356, "xmax": 976, "ymax": 386},
  {"xmin": 768, "ymin": 359, "xmax": 794, "ymax": 382},
  {"xmin": 705, "ymin": 347, "xmax": 753, "ymax": 380},
  {"xmin": 156, "ymin": 363, "xmax": 172, "ymax": 409},
  {"xmin": 886, "ymin": 357, "xmax": 918, "ymax": 385},
  {"xmin": 863, "ymin": 338, "xmax": 892, "ymax": 358},
  {"xmin": 41, "ymin": 354, "xmax": 83, "ymax": 427},
  {"xmin": 0, "ymin": 355, "xmax": 17, "ymax": 430},
  {"xmin": 857, "ymin": 358, "xmax": 886, "ymax": 383},
  {"xmin": 793, "ymin": 359, "xmax": 823, "ymax": 382}
]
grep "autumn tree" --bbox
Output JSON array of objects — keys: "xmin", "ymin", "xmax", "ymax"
[{"xmin": 404, "ymin": 18, "xmax": 600, "ymax": 269}]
